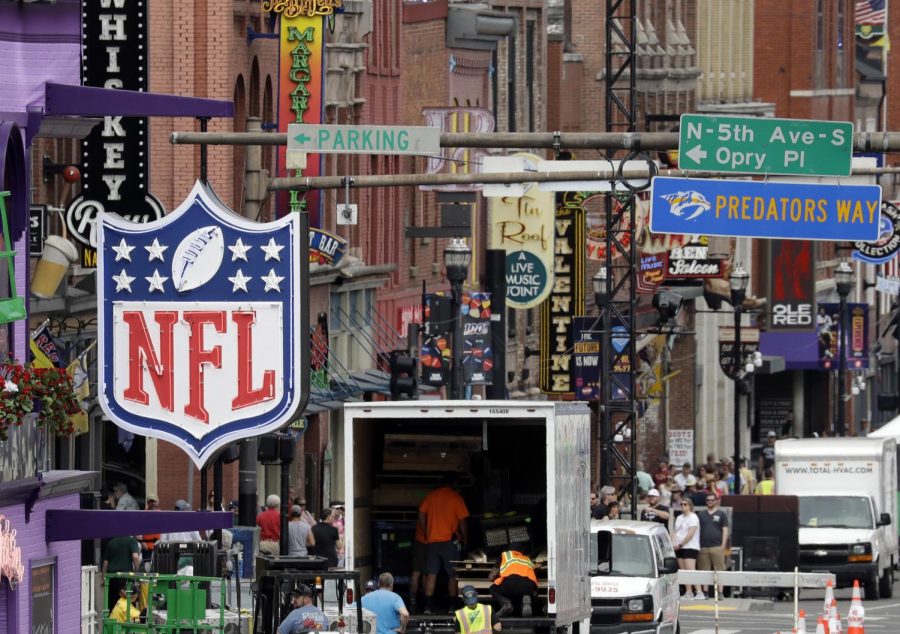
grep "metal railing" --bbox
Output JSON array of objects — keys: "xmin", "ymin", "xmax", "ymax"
[{"xmin": 81, "ymin": 565, "xmax": 100, "ymax": 634}]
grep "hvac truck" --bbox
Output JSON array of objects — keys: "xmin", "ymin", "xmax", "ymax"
[
  {"xmin": 339, "ymin": 401, "xmax": 591, "ymax": 632},
  {"xmin": 775, "ymin": 437, "xmax": 898, "ymax": 600}
]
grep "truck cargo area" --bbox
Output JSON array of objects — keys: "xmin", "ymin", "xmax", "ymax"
[{"xmin": 341, "ymin": 401, "xmax": 591, "ymax": 632}]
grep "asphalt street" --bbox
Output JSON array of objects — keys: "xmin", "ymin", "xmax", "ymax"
[{"xmin": 680, "ymin": 582, "xmax": 900, "ymax": 633}]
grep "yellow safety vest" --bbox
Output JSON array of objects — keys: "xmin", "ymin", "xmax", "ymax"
[
  {"xmin": 494, "ymin": 550, "xmax": 537, "ymax": 585},
  {"xmin": 755, "ymin": 480, "xmax": 774, "ymax": 495},
  {"xmin": 455, "ymin": 604, "xmax": 493, "ymax": 634}
]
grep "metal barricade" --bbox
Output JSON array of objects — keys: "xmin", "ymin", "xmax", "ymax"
[{"xmin": 82, "ymin": 565, "xmax": 100, "ymax": 634}]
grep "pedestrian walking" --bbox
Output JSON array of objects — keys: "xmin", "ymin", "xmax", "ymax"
[
  {"xmin": 112, "ymin": 483, "xmax": 140, "ymax": 510},
  {"xmin": 362, "ymin": 572, "xmax": 410, "ymax": 634},
  {"xmin": 288, "ymin": 505, "xmax": 316, "ymax": 557},
  {"xmin": 697, "ymin": 493, "xmax": 729, "ymax": 598},
  {"xmin": 591, "ymin": 486, "xmax": 616, "ymax": 520},
  {"xmin": 454, "ymin": 585, "xmax": 501, "ymax": 634},
  {"xmin": 102, "ymin": 534, "xmax": 141, "ymax": 612},
  {"xmin": 755, "ymin": 468, "xmax": 775, "ymax": 495},
  {"xmin": 310, "ymin": 508, "xmax": 341, "ymax": 567},
  {"xmin": 672, "ymin": 498, "xmax": 702, "ymax": 599},
  {"xmin": 640, "ymin": 489, "xmax": 670, "ymax": 526},
  {"xmin": 257, "ymin": 494, "xmax": 282, "ymax": 556}
]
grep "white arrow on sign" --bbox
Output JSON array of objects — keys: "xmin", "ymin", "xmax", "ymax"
[{"xmin": 685, "ymin": 145, "xmax": 708, "ymax": 164}]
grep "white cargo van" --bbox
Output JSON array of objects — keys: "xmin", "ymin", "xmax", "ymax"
[
  {"xmin": 775, "ymin": 437, "xmax": 898, "ymax": 600},
  {"xmin": 589, "ymin": 520, "xmax": 680, "ymax": 634},
  {"xmin": 338, "ymin": 401, "xmax": 591, "ymax": 632}
]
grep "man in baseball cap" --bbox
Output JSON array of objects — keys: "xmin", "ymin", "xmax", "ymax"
[
  {"xmin": 278, "ymin": 584, "xmax": 326, "ymax": 634},
  {"xmin": 454, "ymin": 585, "xmax": 500, "ymax": 634},
  {"xmin": 639, "ymin": 488, "xmax": 670, "ymax": 525}
]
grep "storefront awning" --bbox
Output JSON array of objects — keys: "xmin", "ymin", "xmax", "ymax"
[
  {"xmin": 760, "ymin": 331, "xmax": 820, "ymax": 370},
  {"xmin": 46, "ymin": 509, "xmax": 233, "ymax": 542},
  {"xmin": 43, "ymin": 83, "xmax": 233, "ymax": 118}
]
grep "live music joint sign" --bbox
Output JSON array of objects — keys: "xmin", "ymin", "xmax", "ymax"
[{"xmin": 678, "ymin": 114, "xmax": 853, "ymax": 177}]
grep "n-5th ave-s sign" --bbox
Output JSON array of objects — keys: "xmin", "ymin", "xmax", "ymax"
[
  {"xmin": 678, "ymin": 114, "xmax": 853, "ymax": 177},
  {"xmin": 288, "ymin": 123, "xmax": 441, "ymax": 155}
]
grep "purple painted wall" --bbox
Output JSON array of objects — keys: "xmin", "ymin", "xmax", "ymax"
[
  {"xmin": 0, "ymin": 0, "xmax": 80, "ymax": 112},
  {"xmin": 0, "ymin": 493, "xmax": 82, "ymax": 634},
  {"xmin": 0, "ymin": 0, "xmax": 79, "ymax": 362}
]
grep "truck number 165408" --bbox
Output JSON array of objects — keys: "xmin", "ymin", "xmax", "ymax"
[{"xmin": 489, "ymin": 408, "xmax": 510, "ymax": 415}]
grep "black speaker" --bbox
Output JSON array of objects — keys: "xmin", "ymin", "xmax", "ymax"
[{"xmin": 258, "ymin": 434, "xmax": 280, "ymax": 464}]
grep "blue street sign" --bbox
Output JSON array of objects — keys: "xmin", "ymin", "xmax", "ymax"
[{"xmin": 650, "ymin": 176, "xmax": 882, "ymax": 241}]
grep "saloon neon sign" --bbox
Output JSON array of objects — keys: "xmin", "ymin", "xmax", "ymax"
[{"xmin": 0, "ymin": 515, "xmax": 24, "ymax": 587}]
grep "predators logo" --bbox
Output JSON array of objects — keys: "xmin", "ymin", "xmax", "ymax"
[{"xmin": 661, "ymin": 191, "xmax": 711, "ymax": 221}]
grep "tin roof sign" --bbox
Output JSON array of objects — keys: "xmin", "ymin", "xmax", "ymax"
[{"xmin": 97, "ymin": 181, "xmax": 308, "ymax": 467}]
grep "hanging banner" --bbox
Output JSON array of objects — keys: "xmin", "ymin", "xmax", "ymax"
[
  {"xmin": 488, "ymin": 152, "xmax": 556, "ymax": 309},
  {"xmin": 770, "ymin": 240, "xmax": 817, "ymax": 331},
  {"xmin": 420, "ymin": 293, "xmax": 451, "ymax": 386},
  {"xmin": 272, "ymin": 2, "xmax": 329, "ymax": 225},
  {"xmin": 572, "ymin": 316, "xmax": 600, "ymax": 400},
  {"xmin": 540, "ymin": 192, "xmax": 586, "ymax": 394},
  {"xmin": 461, "ymin": 292, "xmax": 493, "ymax": 385},
  {"xmin": 819, "ymin": 302, "xmax": 870, "ymax": 370},
  {"xmin": 97, "ymin": 181, "xmax": 308, "ymax": 467},
  {"xmin": 68, "ymin": 0, "xmax": 165, "ymax": 268},
  {"xmin": 310, "ymin": 312, "xmax": 329, "ymax": 389}
]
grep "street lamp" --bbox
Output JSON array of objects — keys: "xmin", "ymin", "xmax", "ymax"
[
  {"xmin": 834, "ymin": 261, "xmax": 854, "ymax": 436},
  {"xmin": 593, "ymin": 267, "xmax": 611, "ymax": 485},
  {"xmin": 729, "ymin": 264, "xmax": 750, "ymax": 473},
  {"xmin": 445, "ymin": 237, "xmax": 472, "ymax": 400}
]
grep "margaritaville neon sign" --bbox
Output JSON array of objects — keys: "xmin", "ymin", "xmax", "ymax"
[
  {"xmin": 261, "ymin": 0, "xmax": 343, "ymax": 17},
  {"xmin": 0, "ymin": 515, "xmax": 24, "ymax": 587}
]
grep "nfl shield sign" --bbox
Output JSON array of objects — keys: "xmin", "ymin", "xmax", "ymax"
[{"xmin": 98, "ymin": 181, "xmax": 308, "ymax": 466}]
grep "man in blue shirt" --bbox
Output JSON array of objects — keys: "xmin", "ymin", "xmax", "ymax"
[
  {"xmin": 362, "ymin": 572, "xmax": 409, "ymax": 634},
  {"xmin": 278, "ymin": 585, "xmax": 327, "ymax": 634}
]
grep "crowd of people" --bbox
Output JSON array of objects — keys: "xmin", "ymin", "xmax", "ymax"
[{"xmin": 589, "ymin": 434, "xmax": 782, "ymax": 601}]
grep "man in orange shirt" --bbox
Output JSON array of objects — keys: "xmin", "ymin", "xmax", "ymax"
[
  {"xmin": 419, "ymin": 475, "xmax": 469, "ymax": 614},
  {"xmin": 409, "ymin": 516, "xmax": 427, "ymax": 610}
]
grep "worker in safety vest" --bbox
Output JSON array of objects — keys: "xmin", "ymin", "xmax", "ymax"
[
  {"xmin": 488, "ymin": 543, "xmax": 538, "ymax": 618},
  {"xmin": 455, "ymin": 585, "xmax": 501, "ymax": 634}
]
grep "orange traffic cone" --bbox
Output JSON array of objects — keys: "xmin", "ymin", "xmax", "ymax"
[
  {"xmin": 847, "ymin": 579, "xmax": 865, "ymax": 634},
  {"xmin": 797, "ymin": 608, "xmax": 808, "ymax": 634},
  {"xmin": 816, "ymin": 615, "xmax": 829, "ymax": 634},
  {"xmin": 829, "ymin": 598, "xmax": 842, "ymax": 634},
  {"xmin": 823, "ymin": 579, "xmax": 835, "ymax": 620}
]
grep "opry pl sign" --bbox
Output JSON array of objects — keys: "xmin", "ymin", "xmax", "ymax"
[{"xmin": 98, "ymin": 182, "xmax": 309, "ymax": 466}]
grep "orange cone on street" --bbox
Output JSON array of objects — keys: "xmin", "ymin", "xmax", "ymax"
[
  {"xmin": 823, "ymin": 579, "xmax": 835, "ymax": 620},
  {"xmin": 798, "ymin": 608, "xmax": 808, "ymax": 634},
  {"xmin": 828, "ymin": 598, "xmax": 842, "ymax": 634},
  {"xmin": 847, "ymin": 580, "xmax": 865, "ymax": 634}
]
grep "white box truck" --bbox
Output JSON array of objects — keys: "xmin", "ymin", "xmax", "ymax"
[
  {"xmin": 775, "ymin": 437, "xmax": 898, "ymax": 600},
  {"xmin": 339, "ymin": 400, "xmax": 591, "ymax": 632}
]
